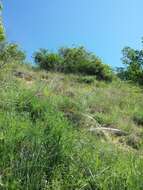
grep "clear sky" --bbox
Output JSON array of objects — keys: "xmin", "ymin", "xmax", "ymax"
[{"xmin": 3, "ymin": 0, "xmax": 143, "ymax": 67}]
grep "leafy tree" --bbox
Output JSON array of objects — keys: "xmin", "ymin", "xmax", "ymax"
[
  {"xmin": 0, "ymin": 43, "xmax": 26, "ymax": 69},
  {"xmin": 118, "ymin": 41, "xmax": 143, "ymax": 84}
]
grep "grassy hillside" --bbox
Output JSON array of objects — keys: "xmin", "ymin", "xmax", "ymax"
[{"xmin": 0, "ymin": 63, "xmax": 143, "ymax": 189}]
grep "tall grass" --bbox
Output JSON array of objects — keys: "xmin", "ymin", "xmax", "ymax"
[{"xmin": 0, "ymin": 66, "xmax": 143, "ymax": 189}]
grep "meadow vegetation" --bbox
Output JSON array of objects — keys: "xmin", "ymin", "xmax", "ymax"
[{"xmin": 1, "ymin": 55, "xmax": 143, "ymax": 189}]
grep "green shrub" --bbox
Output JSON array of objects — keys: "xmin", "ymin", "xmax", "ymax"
[
  {"xmin": 0, "ymin": 42, "xmax": 25, "ymax": 69},
  {"xmin": 59, "ymin": 46, "xmax": 113, "ymax": 81},
  {"xmin": 34, "ymin": 46, "xmax": 113, "ymax": 81},
  {"xmin": 34, "ymin": 49, "xmax": 62, "ymax": 71}
]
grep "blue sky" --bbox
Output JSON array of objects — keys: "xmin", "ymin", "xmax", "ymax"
[{"xmin": 3, "ymin": 0, "xmax": 143, "ymax": 67}]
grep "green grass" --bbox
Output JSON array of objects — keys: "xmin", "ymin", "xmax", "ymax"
[{"xmin": 0, "ymin": 64, "xmax": 143, "ymax": 189}]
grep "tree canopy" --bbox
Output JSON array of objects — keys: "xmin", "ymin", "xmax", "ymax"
[{"xmin": 117, "ymin": 40, "xmax": 143, "ymax": 85}]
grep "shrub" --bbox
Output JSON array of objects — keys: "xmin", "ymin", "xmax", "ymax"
[
  {"xmin": 34, "ymin": 49, "xmax": 62, "ymax": 71},
  {"xmin": 0, "ymin": 42, "xmax": 26, "ymax": 69},
  {"xmin": 34, "ymin": 46, "xmax": 113, "ymax": 81},
  {"xmin": 59, "ymin": 46, "xmax": 113, "ymax": 81}
]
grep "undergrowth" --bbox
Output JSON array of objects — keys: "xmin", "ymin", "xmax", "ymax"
[{"xmin": 0, "ymin": 64, "xmax": 143, "ymax": 189}]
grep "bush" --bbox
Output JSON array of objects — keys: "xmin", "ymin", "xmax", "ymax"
[
  {"xmin": 34, "ymin": 46, "xmax": 113, "ymax": 81},
  {"xmin": 34, "ymin": 49, "xmax": 62, "ymax": 71},
  {"xmin": 59, "ymin": 46, "xmax": 113, "ymax": 81},
  {"xmin": 0, "ymin": 42, "xmax": 26, "ymax": 69}
]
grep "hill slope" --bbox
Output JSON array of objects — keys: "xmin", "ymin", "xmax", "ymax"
[{"xmin": 0, "ymin": 64, "xmax": 143, "ymax": 189}]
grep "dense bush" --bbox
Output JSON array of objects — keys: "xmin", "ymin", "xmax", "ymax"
[
  {"xmin": 34, "ymin": 49, "xmax": 62, "ymax": 71},
  {"xmin": 34, "ymin": 46, "xmax": 113, "ymax": 81}
]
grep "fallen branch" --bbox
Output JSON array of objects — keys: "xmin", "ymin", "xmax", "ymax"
[{"xmin": 88, "ymin": 127, "xmax": 128, "ymax": 136}]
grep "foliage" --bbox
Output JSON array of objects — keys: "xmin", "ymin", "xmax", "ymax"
[
  {"xmin": 34, "ymin": 46, "xmax": 113, "ymax": 81},
  {"xmin": 0, "ymin": 42, "xmax": 26, "ymax": 69},
  {"xmin": 0, "ymin": 64, "xmax": 143, "ymax": 189},
  {"xmin": 117, "ymin": 40, "xmax": 143, "ymax": 85},
  {"xmin": 0, "ymin": 2, "xmax": 5, "ymax": 41},
  {"xmin": 34, "ymin": 49, "xmax": 62, "ymax": 71}
]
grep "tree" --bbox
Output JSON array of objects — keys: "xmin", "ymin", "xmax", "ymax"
[
  {"xmin": 119, "ymin": 41, "xmax": 143, "ymax": 84},
  {"xmin": 0, "ymin": 43, "xmax": 26, "ymax": 69},
  {"xmin": 0, "ymin": 1, "xmax": 5, "ymax": 41}
]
